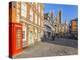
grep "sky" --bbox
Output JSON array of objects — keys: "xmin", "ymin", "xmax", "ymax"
[{"xmin": 43, "ymin": 3, "xmax": 78, "ymax": 24}]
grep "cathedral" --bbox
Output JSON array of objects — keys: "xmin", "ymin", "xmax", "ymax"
[{"xmin": 53, "ymin": 10, "xmax": 69, "ymax": 34}]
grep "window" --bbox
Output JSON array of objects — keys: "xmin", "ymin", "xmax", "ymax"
[
  {"xmin": 38, "ymin": 5, "xmax": 40, "ymax": 13},
  {"xmin": 35, "ymin": 14, "xmax": 37, "ymax": 24},
  {"xmin": 39, "ymin": 17, "xmax": 40, "ymax": 25},
  {"xmin": 16, "ymin": 2, "xmax": 20, "ymax": 22},
  {"xmin": 30, "ymin": 8, "xmax": 33, "ymax": 21},
  {"xmin": 36, "ymin": 3, "xmax": 38, "ymax": 10},
  {"xmin": 21, "ymin": 2, "xmax": 26, "ymax": 18},
  {"xmin": 36, "ymin": 4, "xmax": 39, "ymax": 11},
  {"xmin": 12, "ymin": 2, "xmax": 16, "ymax": 8}
]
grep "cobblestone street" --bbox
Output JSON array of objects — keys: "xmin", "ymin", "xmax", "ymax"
[{"xmin": 14, "ymin": 38, "xmax": 78, "ymax": 58}]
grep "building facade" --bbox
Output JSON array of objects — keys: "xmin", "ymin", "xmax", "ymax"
[
  {"xmin": 43, "ymin": 13, "xmax": 54, "ymax": 41},
  {"xmin": 9, "ymin": 1, "xmax": 44, "ymax": 57},
  {"xmin": 71, "ymin": 19, "xmax": 78, "ymax": 32},
  {"xmin": 53, "ymin": 10, "xmax": 68, "ymax": 34},
  {"xmin": 69, "ymin": 18, "xmax": 78, "ymax": 39}
]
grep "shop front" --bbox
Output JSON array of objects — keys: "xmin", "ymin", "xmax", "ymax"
[
  {"xmin": 22, "ymin": 23, "xmax": 28, "ymax": 48},
  {"xmin": 38, "ymin": 29, "xmax": 41, "ymax": 42},
  {"xmin": 28, "ymin": 25, "xmax": 34, "ymax": 46},
  {"xmin": 34, "ymin": 27, "xmax": 38, "ymax": 43}
]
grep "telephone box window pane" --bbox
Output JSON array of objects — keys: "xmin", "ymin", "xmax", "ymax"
[{"xmin": 16, "ymin": 29, "xmax": 21, "ymax": 48}]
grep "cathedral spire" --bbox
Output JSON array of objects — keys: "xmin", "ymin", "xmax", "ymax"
[{"xmin": 58, "ymin": 9, "xmax": 61, "ymax": 23}]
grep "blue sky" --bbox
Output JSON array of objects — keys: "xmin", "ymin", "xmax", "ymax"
[{"xmin": 44, "ymin": 3, "xmax": 78, "ymax": 24}]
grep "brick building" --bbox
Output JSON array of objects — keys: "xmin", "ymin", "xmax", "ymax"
[
  {"xmin": 9, "ymin": 1, "xmax": 44, "ymax": 57},
  {"xmin": 71, "ymin": 19, "xmax": 78, "ymax": 32}
]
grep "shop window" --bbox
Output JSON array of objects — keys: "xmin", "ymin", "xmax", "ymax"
[
  {"xmin": 22, "ymin": 25, "xmax": 27, "ymax": 42},
  {"xmin": 22, "ymin": 31, "xmax": 25, "ymax": 39},
  {"xmin": 30, "ymin": 31, "xmax": 32, "ymax": 42},
  {"xmin": 35, "ymin": 28, "xmax": 37, "ymax": 40}
]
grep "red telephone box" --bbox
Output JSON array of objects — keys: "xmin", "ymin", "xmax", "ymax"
[{"xmin": 9, "ymin": 23, "xmax": 23, "ymax": 58}]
